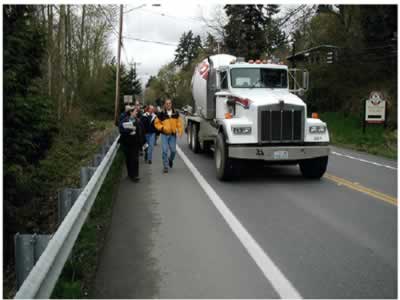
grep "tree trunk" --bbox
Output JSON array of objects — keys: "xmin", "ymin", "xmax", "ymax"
[
  {"xmin": 47, "ymin": 5, "xmax": 53, "ymax": 97},
  {"xmin": 67, "ymin": 5, "xmax": 74, "ymax": 113},
  {"xmin": 77, "ymin": 5, "xmax": 86, "ymax": 100},
  {"xmin": 58, "ymin": 5, "xmax": 66, "ymax": 120}
]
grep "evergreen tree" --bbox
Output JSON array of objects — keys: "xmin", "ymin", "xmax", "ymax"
[
  {"xmin": 224, "ymin": 5, "xmax": 268, "ymax": 59},
  {"xmin": 223, "ymin": 5, "xmax": 287, "ymax": 59},
  {"xmin": 174, "ymin": 30, "xmax": 202, "ymax": 67},
  {"xmin": 264, "ymin": 5, "xmax": 287, "ymax": 56},
  {"xmin": 4, "ymin": 5, "xmax": 57, "ymax": 266},
  {"xmin": 127, "ymin": 65, "xmax": 142, "ymax": 96}
]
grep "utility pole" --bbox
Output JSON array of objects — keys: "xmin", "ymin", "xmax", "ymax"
[{"xmin": 114, "ymin": 5, "xmax": 123, "ymax": 126}]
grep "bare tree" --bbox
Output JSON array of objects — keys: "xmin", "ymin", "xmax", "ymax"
[
  {"xmin": 199, "ymin": 5, "xmax": 227, "ymax": 43},
  {"xmin": 47, "ymin": 5, "xmax": 53, "ymax": 97}
]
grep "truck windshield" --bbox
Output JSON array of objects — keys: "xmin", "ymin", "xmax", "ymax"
[{"xmin": 230, "ymin": 68, "xmax": 288, "ymax": 88}]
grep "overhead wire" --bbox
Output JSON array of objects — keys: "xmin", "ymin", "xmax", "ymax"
[
  {"xmin": 124, "ymin": 6, "xmax": 203, "ymax": 24},
  {"xmin": 123, "ymin": 36, "xmax": 178, "ymax": 46},
  {"xmin": 123, "ymin": 4, "xmax": 147, "ymax": 15}
]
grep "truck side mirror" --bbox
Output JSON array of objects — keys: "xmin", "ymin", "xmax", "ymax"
[
  {"xmin": 302, "ymin": 71, "xmax": 309, "ymax": 91},
  {"xmin": 216, "ymin": 72, "xmax": 221, "ymax": 91}
]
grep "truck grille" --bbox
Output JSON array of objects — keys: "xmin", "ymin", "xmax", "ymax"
[{"xmin": 259, "ymin": 105, "xmax": 304, "ymax": 143}]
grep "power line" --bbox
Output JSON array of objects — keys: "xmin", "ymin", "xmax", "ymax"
[
  {"xmin": 125, "ymin": 7, "xmax": 203, "ymax": 24},
  {"xmin": 124, "ymin": 4, "xmax": 146, "ymax": 14},
  {"xmin": 123, "ymin": 36, "xmax": 178, "ymax": 46}
]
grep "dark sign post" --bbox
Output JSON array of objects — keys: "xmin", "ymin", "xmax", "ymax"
[{"xmin": 363, "ymin": 91, "xmax": 386, "ymax": 133}]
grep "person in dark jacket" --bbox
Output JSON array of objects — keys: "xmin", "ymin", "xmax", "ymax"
[
  {"xmin": 134, "ymin": 101, "xmax": 145, "ymax": 157},
  {"xmin": 141, "ymin": 105, "xmax": 157, "ymax": 164},
  {"xmin": 119, "ymin": 105, "xmax": 145, "ymax": 182}
]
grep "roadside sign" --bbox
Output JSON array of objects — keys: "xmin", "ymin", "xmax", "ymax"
[
  {"xmin": 124, "ymin": 95, "xmax": 133, "ymax": 104},
  {"xmin": 365, "ymin": 91, "xmax": 386, "ymax": 124}
]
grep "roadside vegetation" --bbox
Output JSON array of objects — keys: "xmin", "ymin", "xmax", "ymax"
[
  {"xmin": 321, "ymin": 112, "xmax": 397, "ymax": 159},
  {"xmin": 3, "ymin": 5, "xmax": 141, "ymax": 297},
  {"xmin": 51, "ymin": 150, "xmax": 124, "ymax": 298}
]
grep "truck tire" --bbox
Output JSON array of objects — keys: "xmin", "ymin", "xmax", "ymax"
[
  {"xmin": 187, "ymin": 122, "xmax": 192, "ymax": 149},
  {"xmin": 190, "ymin": 123, "xmax": 200, "ymax": 153},
  {"xmin": 299, "ymin": 156, "xmax": 328, "ymax": 179},
  {"xmin": 215, "ymin": 132, "xmax": 233, "ymax": 180}
]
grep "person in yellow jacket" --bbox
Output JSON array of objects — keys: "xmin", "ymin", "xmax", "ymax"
[{"xmin": 154, "ymin": 99, "xmax": 183, "ymax": 173}]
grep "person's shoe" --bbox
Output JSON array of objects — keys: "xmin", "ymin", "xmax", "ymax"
[
  {"xmin": 163, "ymin": 167, "xmax": 168, "ymax": 174},
  {"xmin": 169, "ymin": 159, "xmax": 173, "ymax": 168},
  {"xmin": 148, "ymin": 160, "xmax": 152, "ymax": 164}
]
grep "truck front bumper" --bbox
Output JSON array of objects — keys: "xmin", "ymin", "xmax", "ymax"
[{"xmin": 228, "ymin": 145, "xmax": 330, "ymax": 161}]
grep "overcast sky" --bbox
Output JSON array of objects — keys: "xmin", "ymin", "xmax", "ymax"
[
  {"xmin": 110, "ymin": 3, "xmax": 292, "ymax": 87},
  {"xmin": 110, "ymin": 3, "xmax": 214, "ymax": 86}
]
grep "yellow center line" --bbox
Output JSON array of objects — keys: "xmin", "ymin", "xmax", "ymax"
[{"xmin": 324, "ymin": 173, "xmax": 397, "ymax": 206}]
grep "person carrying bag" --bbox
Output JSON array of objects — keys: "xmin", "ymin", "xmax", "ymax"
[{"xmin": 119, "ymin": 105, "xmax": 145, "ymax": 182}]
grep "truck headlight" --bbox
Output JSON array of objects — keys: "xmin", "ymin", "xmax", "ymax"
[
  {"xmin": 232, "ymin": 127, "xmax": 252, "ymax": 135},
  {"xmin": 309, "ymin": 125, "xmax": 326, "ymax": 134}
]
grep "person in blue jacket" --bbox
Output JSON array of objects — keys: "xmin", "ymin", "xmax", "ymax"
[{"xmin": 118, "ymin": 105, "xmax": 144, "ymax": 181}]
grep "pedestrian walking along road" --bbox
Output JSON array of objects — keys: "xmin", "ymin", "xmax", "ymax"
[
  {"xmin": 141, "ymin": 105, "xmax": 157, "ymax": 164},
  {"xmin": 118, "ymin": 105, "xmax": 145, "ymax": 182},
  {"xmin": 154, "ymin": 99, "xmax": 183, "ymax": 174}
]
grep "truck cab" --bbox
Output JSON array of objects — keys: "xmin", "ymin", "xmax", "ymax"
[{"xmin": 187, "ymin": 54, "xmax": 330, "ymax": 180}]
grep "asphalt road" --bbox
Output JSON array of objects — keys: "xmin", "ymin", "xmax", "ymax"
[{"xmin": 93, "ymin": 133, "xmax": 397, "ymax": 298}]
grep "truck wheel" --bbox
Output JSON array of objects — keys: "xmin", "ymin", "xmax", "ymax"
[
  {"xmin": 299, "ymin": 156, "xmax": 328, "ymax": 179},
  {"xmin": 187, "ymin": 122, "xmax": 192, "ymax": 149},
  {"xmin": 215, "ymin": 132, "xmax": 233, "ymax": 180},
  {"xmin": 191, "ymin": 123, "xmax": 200, "ymax": 153}
]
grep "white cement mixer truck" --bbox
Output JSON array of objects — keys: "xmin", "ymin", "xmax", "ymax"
[{"xmin": 185, "ymin": 54, "xmax": 330, "ymax": 180}]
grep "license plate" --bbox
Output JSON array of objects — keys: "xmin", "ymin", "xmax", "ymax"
[{"xmin": 273, "ymin": 150, "xmax": 288, "ymax": 159}]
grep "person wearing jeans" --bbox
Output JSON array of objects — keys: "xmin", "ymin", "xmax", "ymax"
[
  {"xmin": 154, "ymin": 99, "xmax": 183, "ymax": 173},
  {"xmin": 161, "ymin": 134, "xmax": 176, "ymax": 170},
  {"xmin": 141, "ymin": 105, "xmax": 157, "ymax": 164}
]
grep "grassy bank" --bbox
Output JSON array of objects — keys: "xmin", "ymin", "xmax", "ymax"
[
  {"xmin": 3, "ymin": 114, "xmax": 116, "ymax": 299},
  {"xmin": 320, "ymin": 112, "xmax": 397, "ymax": 159},
  {"xmin": 51, "ymin": 149, "xmax": 124, "ymax": 298}
]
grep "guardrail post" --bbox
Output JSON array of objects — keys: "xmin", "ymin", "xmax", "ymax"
[
  {"xmin": 80, "ymin": 167, "xmax": 97, "ymax": 188},
  {"xmin": 106, "ymin": 134, "xmax": 113, "ymax": 146},
  {"xmin": 58, "ymin": 188, "xmax": 83, "ymax": 225},
  {"xmin": 101, "ymin": 143, "xmax": 110, "ymax": 155},
  {"xmin": 92, "ymin": 154, "xmax": 104, "ymax": 167},
  {"xmin": 15, "ymin": 234, "xmax": 52, "ymax": 288}
]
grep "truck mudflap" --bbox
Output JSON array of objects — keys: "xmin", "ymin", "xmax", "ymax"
[{"xmin": 228, "ymin": 145, "xmax": 330, "ymax": 161}]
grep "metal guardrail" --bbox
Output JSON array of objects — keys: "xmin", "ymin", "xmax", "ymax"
[{"xmin": 15, "ymin": 134, "xmax": 120, "ymax": 299}]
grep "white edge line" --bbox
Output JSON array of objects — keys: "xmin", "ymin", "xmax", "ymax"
[
  {"xmin": 176, "ymin": 145, "xmax": 302, "ymax": 299},
  {"xmin": 331, "ymin": 151, "xmax": 397, "ymax": 171}
]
